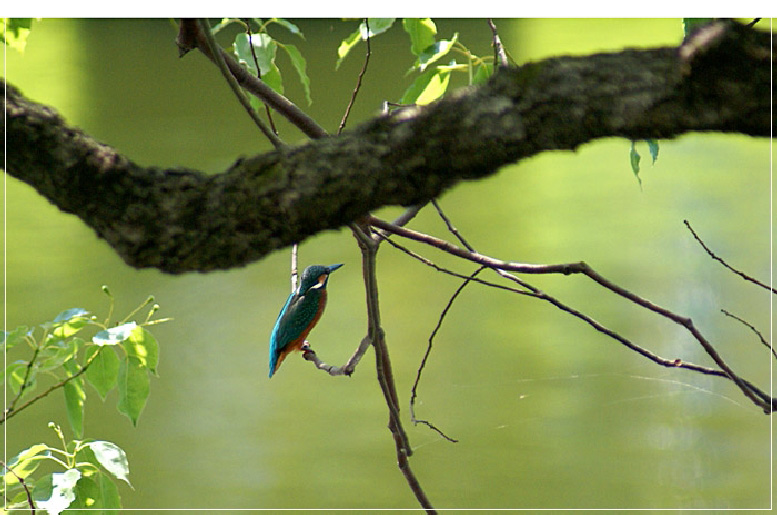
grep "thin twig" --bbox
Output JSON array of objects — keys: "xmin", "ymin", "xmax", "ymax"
[
  {"xmin": 580, "ymin": 263, "xmax": 772, "ymax": 412},
  {"xmin": 385, "ymin": 235, "xmax": 730, "ymax": 380},
  {"xmin": 369, "ymin": 215, "xmax": 775, "ymax": 413},
  {"xmin": 5, "ymin": 342, "xmax": 40, "ymax": 416},
  {"xmin": 382, "ymin": 237, "xmax": 535, "ymax": 297},
  {"xmin": 684, "ymin": 219, "xmax": 776, "ymax": 294},
  {"xmin": 721, "ymin": 308, "xmax": 776, "ymax": 359},
  {"xmin": 392, "ymin": 205, "xmax": 424, "ymax": 226},
  {"xmin": 290, "ymin": 243, "xmax": 298, "ymax": 292},
  {"xmin": 302, "ymin": 336, "xmax": 372, "ymax": 376},
  {"xmin": 243, "ymin": 19, "xmax": 279, "ymax": 136},
  {"xmin": 368, "ymin": 215, "xmax": 585, "ymax": 275},
  {"xmin": 431, "ymin": 199, "xmax": 475, "ymax": 252},
  {"xmin": 487, "ymin": 19, "xmax": 509, "ymax": 68},
  {"xmin": 410, "ymin": 267, "xmax": 487, "ymax": 443},
  {"xmin": 407, "ymin": 200, "xmax": 475, "ymax": 442},
  {"xmin": 338, "ymin": 18, "xmax": 371, "ymax": 135},
  {"xmin": 351, "ymin": 222, "xmax": 436, "ymax": 512},
  {"xmin": 196, "ymin": 19, "xmax": 284, "ymax": 149},
  {"xmin": 354, "ymin": 227, "xmax": 411, "ymax": 454},
  {"xmin": 2, "ymin": 347, "xmax": 104, "ymax": 424},
  {"xmin": 1, "ymin": 460, "xmax": 35, "ymax": 513}
]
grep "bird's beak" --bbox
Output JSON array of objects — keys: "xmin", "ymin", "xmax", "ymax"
[{"xmin": 327, "ymin": 263, "xmax": 344, "ymax": 273}]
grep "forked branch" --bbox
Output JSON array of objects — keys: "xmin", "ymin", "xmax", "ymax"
[{"xmin": 367, "ymin": 215, "xmax": 774, "ymax": 414}]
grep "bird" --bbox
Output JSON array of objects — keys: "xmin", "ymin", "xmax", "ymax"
[{"xmin": 268, "ymin": 264, "xmax": 343, "ymax": 377}]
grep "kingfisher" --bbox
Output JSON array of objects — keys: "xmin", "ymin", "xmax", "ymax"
[{"xmin": 268, "ymin": 264, "xmax": 343, "ymax": 377}]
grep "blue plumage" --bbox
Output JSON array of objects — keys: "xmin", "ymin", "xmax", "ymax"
[{"xmin": 268, "ymin": 264, "xmax": 342, "ymax": 377}]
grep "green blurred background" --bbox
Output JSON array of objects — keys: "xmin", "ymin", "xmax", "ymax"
[{"xmin": 2, "ymin": 19, "xmax": 772, "ymax": 509}]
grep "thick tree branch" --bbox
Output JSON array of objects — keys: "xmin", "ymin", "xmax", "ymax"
[{"xmin": 2, "ymin": 21, "xmax": 771, "ymax": 273}]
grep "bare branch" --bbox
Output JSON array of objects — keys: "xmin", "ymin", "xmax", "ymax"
[
  {"xmin": 368, "ymin": 215, "xmax": 584, "ymax": 275},
  {"xmin": 302, "ymin": 336, "xmax": 372, "ymax": 376},
  {"xmin": 410, "ymin": 266, "xmax": 486, "ymax": 443},
  {"xmin": 721, "ymin": 309, "xmax": 776, "ymax": 359},
  {"xmin": 684, "ymin": 219, "xmax": 776, "ymax": 294},
  {"xmin": 350, "ymin": 221, "xmax": 437, "ymax": 511},
  {"xmin": 487, "ymin": 19, "xmax": 509, "ymax": 68},
  {"xmin": 431, "ymin": 200, "xmax": 476, "ymax": 252},
  {"xmin": 370, "ymin": 216, "xmax": 775, "ymax": 414},
  {"xmin": 338, "ymin": 19, "xmax": 371, "ymax": 134}
]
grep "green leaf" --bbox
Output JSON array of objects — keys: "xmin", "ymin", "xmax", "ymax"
[
  {"xmin": 247, "ymin": 95, "xmax": 264, "ymax": 117},
  {"xmin": 337, "ymin": 19, "xmax": 396, "ymax": 69},
  {"xmin": 85, "ymin": 441, "xmax": 132, "ymax": 488},
  {"xmin": 53, "ymin": 308, "xmax": 90, "ymax": 324},
  {"xmin": 401, "ymin": 68, "xmax": 451, "ymax": 106},
  {"xmin": 32, "ymin": 473, "xmax": 55, "ymax": 509},
  {"xmin": 63, "ymin": 359, "xmax": 86, "ymax": 438},
  {"xmin": 6, "ymin": 489, "xmax": 37, "ymax": 510},
  {"xmin": 235, "ymin": 32, "xmax": 284, "ymax": 94},
  {"xmin": 209, "ymin": 17, "xmax": 239, "ymax": 35},
  {"xmin": 336, "ymin": 28, "xmax": 362, "ymax": 69},
  {"xmin": 281, "ymin": 43, "xmax": 312, "ymax": 105},
  {"xmin": 403, "ymin": 18, "xmax": 437, "ymax": 56},
  {"xmin": 124, "ymin": 326, "xmax": 159, "ymax": 374},
  {"xmin": 683, "ymin": 18, "xmax": 714, "ymax": 37},
  {"xmin": 69, "ymin": 472, "xmax": 121, "ymax": 513},
  {"xmin": 249, "ymin": 33, "xmax": 278, "ymax": 76},
  {"xmin": 1, "ymin": 325, "xmax": 30, "ymax": 350},
  {"xmin": 69, "ymin": 476, "xmax": 100, "ymax": 513},
  {"xmin": 472, "ymin": 63, "xmax": 494, "ymax": 85},
  {"xmin": 271, "ymin": 18, "xmax": 304, "ymax": 38},
  {"xmin": 263, "ymin": 63, "xmax": 284, "ymax": 95},
  {"xmin": 52, "ymin": 317, "xmax": 89, "ymax": 339},
  {"xmin": 630, "ymin": 141, "xmax": 643, "ymax": 188},
  {"xmin": 97, "ymin": 471, "xmax": 122, "ymax": 511},
  {"xmin": 39, "ymin": 337, "xmax": 83, "ymax": 372},
  {"xmin": 1, "ymin": 18, "xmax": 34, "ymax": 53},
  {"xmin": 361, "ymin": 18, "xmax": 396, "ymax": 38},
  {"xmin": 233, "ymin": 32, "xmax": 257, "ymax": 75},
  {"xmin": 116, "ymin": 356, "xmax": 149, "ymax": 426},
  {"xmin": 85, "ymin": 346, "xmax": 120, "ymax": 400},
  {"xmin": 35, "ymin": 469, "xmax": 81, "ymax": 515},
  {"xmin": 42, "ymin": 307, "xmax": 89, "ymax": 337},
  {"xmin": 93, "ymin": 322, "xmax": 136, "ymax": 346},
  {"xmin": 416, "ymin": 33, "xmax": 458, "ymax": 72},
  {"xmin": 4, "ymin": 361, "xmax": 30, "ymax": 394},
  {"xmin": 4, "ymin": 443, "xmax": 49, "ymax": 485},
  {"xmin": 646, "ymin": 139, "xmax": 659, "ymax": 163}
]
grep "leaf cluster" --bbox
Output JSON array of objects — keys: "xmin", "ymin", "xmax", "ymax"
[
  {"xmin": 1, "ymin": 287, "xmax": 169, "ymax": 513},
  {"xmin": 337, "ymin": 18, "xmax": 495, "ymax": 105},
  {"xmin": 214, "ymin": 18, "xmax": 311, "ymax": 107},
  {"xmin": 3, "ymin": 423, "xmax": 130, "ymax": 514},
  {"xmin": 1, "ymin": 18, "xmax": 35, "ymax": 53}
]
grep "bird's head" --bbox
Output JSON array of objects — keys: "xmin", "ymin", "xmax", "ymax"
[{"xmin": 298, "ymin": 263, "xmax": 343, "ymax": 294}]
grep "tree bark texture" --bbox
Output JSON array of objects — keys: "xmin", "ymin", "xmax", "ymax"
[{"xmin": 2, "ymin": 21, "xmax": 772, "ymax": 273}]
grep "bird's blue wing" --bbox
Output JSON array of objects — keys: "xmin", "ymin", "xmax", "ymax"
[
  {"xmin": 269, "ymin": 291, "xmax": 319, "ymax": 376},
  {"xmin": 269, "ymin": 292, "xmax": 296, "ymax": 376}
]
